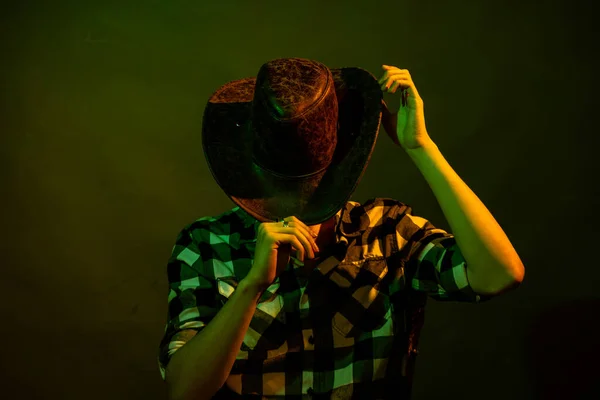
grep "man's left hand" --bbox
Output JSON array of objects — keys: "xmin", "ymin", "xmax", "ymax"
[{"xmin": 378, "ymin": 65, "xmax": 433, "ymax": 150}]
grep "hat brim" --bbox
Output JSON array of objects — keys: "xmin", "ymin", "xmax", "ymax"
[{"xmin": 202, "ymin": 66, "xmax": 383, "ymax": 225}]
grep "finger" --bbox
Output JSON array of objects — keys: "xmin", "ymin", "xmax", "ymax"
[
  {"xmin": 391, "ymin": 79, "xmax": 412, "ymax": 93},
  {"xmin": 381, "ymin": 78, "xmax": 392, "ymax": 90},
  {"xmin": 385, "ymin": 71, "xmax": 411, "ymax": 80},
  {"xmin": 280, "ymin": 226, "xmax": 316, "ymax": 259},
  {"xmin": 277, "ymin": 233, "xmax": 305, "ymax": 262},
  {"xmin": 389, "ymin": 80, "xmax": 402, "ymax": 93},
  {"xmin": 378, "ymin": 68, "xmax": 406, "ymax": 84},
  {"xmin": 385, "ymin": 67, "xmax": 409, "ymax": 72},
  {"xmin": 287, "ymin": 216, "xmax": 319, "ymax": 254},
  {"xmin": 381, "ymin": 74, "xmax": 406, "ymax": 86},
  {"xmin": 381, "ymin": 77, "xmax": 410, "ymax": 91},
  {"xmin": 383, "ymin": 66, "xmax": 408, "ymax": 77},
  {"xmin": 385, "ymin": 71, "xmax": 417, "ymax": 94},
  {"xmin": 377, "ymin": 70, "xmax": 389, "ymax": 85},
  {"xmin": 382, "ymin": 77, "xmax": 410, "ymax": 92},
  {"xmin": 288, "ymin": 216, "xmax": 317, "ymax": 238}
]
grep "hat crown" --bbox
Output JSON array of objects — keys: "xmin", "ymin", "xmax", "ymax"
[{"xmin": 251, "ymin": 58, "xmax": 338, "ymax": 178}]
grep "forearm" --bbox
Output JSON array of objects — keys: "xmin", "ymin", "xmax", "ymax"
[
  {"xmin": 166, "ymin": 279, "xmax": 263, "ymax": 400},
  {"xmin": 406, "ymin": 139, "xmax": 525, "ymax": 294}
]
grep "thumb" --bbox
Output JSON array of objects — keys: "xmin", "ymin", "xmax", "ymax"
[{"xmin": 381, "ymin": 100, "xmax": 397, "ymax": 133}]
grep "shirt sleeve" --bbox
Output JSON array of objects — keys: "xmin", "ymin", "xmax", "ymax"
[
  {"xmin": 403, "ymin": 214, "xmax": 492, "ymax": 303},
  {"xmin": 157, "ymin": 225, "xmax": 219, "ymax": 381}
]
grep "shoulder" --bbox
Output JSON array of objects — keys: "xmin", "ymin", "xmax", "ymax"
[
  {"xmin": 350, "ymin": 198, "xmax": 445, "ymax": 243},
  {"xmin": 169, "ymin": 206, "xmax": 251, "ymax": 272},
  {"xmin": 180, "ymin": 206, "xmax": 253, "ymax": 242},
  {"xmin": 351, "ymin": 197, "xmax": 413, "ymax": 220},
  {"xmin": 338, "ymin": 197, "xmax": 413, "ymax": 235}
]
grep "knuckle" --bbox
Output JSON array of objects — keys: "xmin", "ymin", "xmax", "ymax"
[{"xmin": 304, "ymin": 237, "xmax": 313, "ymax": 249}]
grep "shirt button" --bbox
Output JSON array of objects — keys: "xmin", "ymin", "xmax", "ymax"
[{"xmin": 308, "ymin": 335, "xmax": 315, "ymax": 344}]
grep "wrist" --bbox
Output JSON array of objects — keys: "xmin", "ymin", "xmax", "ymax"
[
  {"xmin": 405, "ymin": 138, "xmax": 439, "ymax": 163},
  {"xmin": 238, "ymin": 277, "xmax": 268, "ymax": 297}
]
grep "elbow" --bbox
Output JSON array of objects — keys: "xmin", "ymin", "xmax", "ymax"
[
  {"xmin": 514, "ymin": 262, "xmax": 525, "ymax": 285},
  {"xmin": 494, "ymin": 268, "xmax": 526, "ymax": 295},
  {"xmin": 503, "ymin": 261, "xmax": 525, "ymax": 291},
  {"xmin": 474, "ymin": 279, "xmax": 521, "ymax": 297},
  {"xmin": 495, "ymin": 276, "xmax": 523, "ymax": 295},
  {"xmin": 497, "ymin": 256, "xmax": 526, "ymax": 291},
  {"xmin": 469, "ymin": 261, "xmax": 525, "ymax": 296}
]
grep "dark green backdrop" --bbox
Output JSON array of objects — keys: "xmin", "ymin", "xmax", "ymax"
[{"xmin": 1, "ymin": 0, "xmax": 598, "ymax": 399}]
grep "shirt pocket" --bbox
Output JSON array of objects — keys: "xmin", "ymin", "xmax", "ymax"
[
  {"xmin": 324, "ymin": 257, "xmax": 392, "ymax": 338},
  {"xmin": 216, "ymin": 277, "xmax": 287, "ymax": 354}
]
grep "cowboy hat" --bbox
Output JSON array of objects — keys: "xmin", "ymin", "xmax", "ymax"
[{"xmin": 202, "ymin": 57, "xmax": 384, "ymax": 225}]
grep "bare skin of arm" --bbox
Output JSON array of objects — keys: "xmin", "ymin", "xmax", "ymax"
[
  {"xmin": 166, "ymin": 216, "xmax": 321, "ymax": 400},
  {"xmin": 165, "ymin": 279, "xmax": 263, "ymax": 400}
]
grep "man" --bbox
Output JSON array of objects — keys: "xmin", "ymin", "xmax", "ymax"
[{"xmin": 157, "ymin": 58, "xmax": 525, "ymax": 400}]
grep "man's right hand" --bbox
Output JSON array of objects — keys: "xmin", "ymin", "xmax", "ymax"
[{"xmin": 244, "ymin": 216, "xmax": 320, "ymax": 291}]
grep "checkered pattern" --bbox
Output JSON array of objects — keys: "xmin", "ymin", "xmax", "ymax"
[{"xmin": 158, "ymin": 198, "xmax": 491, "ymax": 399}]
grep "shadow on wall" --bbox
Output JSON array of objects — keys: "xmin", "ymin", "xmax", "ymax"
[{"xmin": 526, "ymin": 297, "xmax": 600, "ymax": 399}]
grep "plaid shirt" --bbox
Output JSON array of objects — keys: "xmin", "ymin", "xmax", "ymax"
[{"xmin": 158, "ymin": 198, "xmax": 491, "ymax": 399}]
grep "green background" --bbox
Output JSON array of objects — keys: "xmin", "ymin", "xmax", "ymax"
[{"xmin": 1, "ymin": 0, "xmax": 598, "ymax": 398}]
